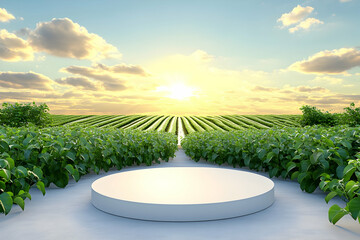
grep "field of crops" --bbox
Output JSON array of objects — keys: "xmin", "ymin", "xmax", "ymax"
[{"xmin": 51, "ymin": 114, "xmax": 301, "ymax": 135}]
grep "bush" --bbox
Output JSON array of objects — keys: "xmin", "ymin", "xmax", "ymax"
[
  {"xmin": 0, "ymin": 126, "xmax": 177, "ymax": 215},
  {"xmin": 181, "ymin": 126, "xmax": 360, "ymax": 224},
  {"xmin": 342, "ymin": 102, "xmax": 360, "ymax": 127},
  {"xmin": 299, "ymin": 105, "xmax": 338, "ymax": 126},
  {"xmin": 0, "ymin": 102, "xmax": 51, "ymax": 127}
]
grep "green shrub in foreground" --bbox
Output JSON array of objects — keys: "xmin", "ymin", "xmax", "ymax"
[
  {"xmin": 0, "ymin": 126, "xmax": 177, "ymax": 215},
  {"xmin": 181, "ymin": 126, "xmax": 360, "ymax": 224},
  {"xmin": 0, "ymin": 102, "xmax": 52, "ymax": 127}
]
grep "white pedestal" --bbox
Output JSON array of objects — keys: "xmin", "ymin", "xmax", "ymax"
[{"xmin": 91, "ymin": 167, "xmax": 274, "ymax": 221}]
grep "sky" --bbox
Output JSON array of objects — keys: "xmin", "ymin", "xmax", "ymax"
[{"xmin": 0, "ymin": 0, "xmax": 359, "ymax": 115}]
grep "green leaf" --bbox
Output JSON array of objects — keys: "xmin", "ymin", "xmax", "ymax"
[
  {"xmin": 24, "ymin": 149, "xmax": 32, "ymax": 161},
  {"xmin": 291, "ymin": 171, "xmax": 299, "ymax": 181},
  {"xmin": 0, "ymin": 192, "xmax": 13, "ymax": 215},
  {"xmin": 65, "ymin": 164, "xmax": 80, "ymax": 182},
  {"xmin": 340, "ymin": 140, "xmax": 352, "ymax": 150},
  {"xmin": 343, "ymin": 164, "xmax": 356, "ymax": 182},
  {"xmin": 0, "ymin": 169, "xmax": 11, "ymax": 181},
  {"xmin": 13, "ymin": 197, "xmax": 25, "ymax": 211},
  {"xmin": 328, "ymin": 204, "xmax": 348, "ymax": 224},
  {"xmin": 53, "ymin": 172, "xmax": 69, "ymax": 188},
  {"xmin": 297, "ymin": 172, "xmax": 308, "ymax": 184},
  {"xmin": 286, "ymin": 162, "xmax": 297, "ymax": 174},
  {"xmin": 65, "ymin": 164, "xmax": 75, "ymax": 175},
  {"xmin": 22, "ymin": 136, "xmax": 33, "ymax": 146},
  {"xmin": 32, "ymin": 166, "xmax": 43, "ymax": 179},
  {"xmin": 7, "ymin": 157, "xmax": 15, "ymax": 170},
  {"xmin": 211, "ymin": 153, "xmax": 218, "ymax": 161},
  {"xmin": 325, "ymin": 191, "xmax": 338, "ymax": 204},
  {"xmin": 36, "ymin": 181, "xmax": 46, "ymax": 196},
  {"xmin": 17, "ymin": 190, "xmax": 31, "ymax": 200},
  {"xmin": 348, "ymin": 197, "xmax": 360, "ymax": 220},
  {"xmin": 0, "ymin": 140, "xmax": 9, "ymax": 151},
  {"xmin": 323, "ymin": 138, "xmax": 335, "ymax": 147},
  {"xmin": 258, "ymin": 149, "xmax": 267, "ymax": 160},
  {"xmin": 0, "ymin": 180, "xmax": 5, "ymax": 191},
  {"xmin": 16, "ymin": 166, "xmax": 28, "ymax": 178},
  {"xmin": 265, "ymin": 152, "xmax": 275, "ymax": 163},
  {"xmin": 336, "ymin": 165, "xmax": 345, "ymax": 179},
  {"xmin": 310, "ymin": 151, "xmax": 322, "ymax": 164},
  {"xmin": 300, "ymin": 160, "xmax": 310, "ymax": 172},
  {"xmin": 337, "ymin": 149, "xmax": 348, "ymax": 159},
  {"xmin": 0, "ymin": 157, "xmax": 15, "ymax": 170},
  {"xmin": 319, "ymin": 159, "xmax": 330, "ymax": 170},
  {"xmin": 269, "ymin": 167, "xmax": 278, "ymax": 178},
  {"xmin": 66, "ymin": 151, "xmax": 76, "ymax": 162},
  {"xmin": 345, "ymin": 181, "xmax": 356, "ymax": 192}
]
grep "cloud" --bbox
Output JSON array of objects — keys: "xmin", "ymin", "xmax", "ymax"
[
  {"xmin": 340, "ymin": 0, "xmax": 352, "ymax": 2},
  {"xmin": 61, "ymin": 64, "xmax": 127, "ymax": 91},
  {"xmin": 0, "ymin": 91, "xmax": 62, "ymax": 100},
  {"xmin": 289, "ymin": 48, "xmax": 360, "ymax": 74},
  {"xmin": 277, "ymin": 5, "xmax": 313, "ymax": 26},
  {"xmin": 62, "ymin": 65, "xmax": 117, "ymax": 82},
  {"xmin": 28, "ymin": 18, "xmax": 120, "ymax": 60},
  {"xmin": 295, "ymin": 86, "xmax": 327, "ymax": 92},
  {"xmin": 190, "ymin": 50, "xmax": 214, "ymax": 62},
  {"xmin": 0, "ymin": 8, "xmax": 15, "ymax": 22},
  {"xmin": 96, "ymin": 63, "xmax": 150, "ymax": 76},
  {"xmin": 313, "ymin": 76, "xmax": 344, "ymax": 85},
  {"xmin": 289, "ymin": 18, "xmax": 324, "ymax": 33},
  {"xmin": 277, "ymin": 5, "xmax": 323, "ymax": 33},
  {"xmin": 253, "ymin": 86, "xmax": 278, "ymax": 92},
  {"xmin": 0, "ymin": 29, "xmax": 34, "ymax": 61},
  {"xmin": 56, "ymin": 76, "xmax": 99, "ymax": 90},
  {"xmin": 15, "ymin": 28, "xmax": 32, "ymax": 37},
  {"xmin": 0, "ymin": 71, "xmax": 53, "ymax": 90}
]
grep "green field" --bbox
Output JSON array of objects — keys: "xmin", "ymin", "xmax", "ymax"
[{"xmin": 51, "ymin": 114, "xmax": 301, "ymax": 135}]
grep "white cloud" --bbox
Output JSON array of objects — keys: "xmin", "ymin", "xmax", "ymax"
[
  {"xmin": 0, "ymin": 8, "xmax": 15, "ymax": 22},
  {"xmin": 289, "ymin": 48, "xmax": 360, "ymax": 74},
  {"xmin": 0, "ymin": 29, "xmax": 34, "ymax": 61},
  {"xmin": 313, "ymin": 76, "xmax": 344, "ymax": 85},
  {"xmin": 277, "ymin": 5, "xmax": 313, "ymax": 26},
  {"xmin": 289, "ymin": 18, "xmax": 324, "ymax": 33},
  {"xmin": 340, "ymin": 0, "xmax": 352, "ymax": 2},
  {"xmin": 190, "ymin": 50, "xmax": 214, "ymax": 62},
  {"xmin": 28, "ymin": 18, "xmax": 120, "ymax": 60},
  {"xmin": 0, "ymin": 71, "xmax": 53, "ymax": 90}
]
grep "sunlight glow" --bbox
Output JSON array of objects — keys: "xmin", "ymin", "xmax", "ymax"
[
  {"xmin": 167, "ymin": 83, "xmax": 194, "ymax": 100},
  {"xmin": 156, "ymin": 81, "xmax": 196, "ymax": 100}
]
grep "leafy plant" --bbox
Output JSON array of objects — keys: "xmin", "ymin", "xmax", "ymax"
[
  {"xmin": 299, "ymin": 105, "xmax": 338, "ymax": 126},
  {"xmin": 342, "ymin": 102, "xmax": 360, "ymax": 127},
  {"xmin": 0, "ymin": 102, "xmax": 52, "ymax": 127},
  {"xmin": 0, "ymin": 126, "xmax": 177, "ymax": 215},
  {"xmin": 0, "ymin": 152, "xmax": 45, "ymax": 215},
  {"xmin": 181, "ymin": 126, "xmax": 360, "ymax": 224},
  {"xmin": 320, "ymin": 157, "xmax": 360, "ymax": 224}
]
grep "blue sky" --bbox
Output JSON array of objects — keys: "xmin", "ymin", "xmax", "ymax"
[{"xmin": 0, "ymin": 0, "xmax": 359, "ymax": 114}]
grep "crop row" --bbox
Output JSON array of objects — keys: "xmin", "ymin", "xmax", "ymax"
[
  {"xmin": 0, "ymin": 126, "xmax": 177, "ymax": 215},
  {"xmin": 52, "ymin": 114, "xmax": 301, "ymax": 134},
  {"xmin": 181, "ymin": 126, "xmax": 360, "ymax": 224}
]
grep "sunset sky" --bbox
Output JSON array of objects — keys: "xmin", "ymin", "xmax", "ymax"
[{"xmin": 0, "ymin": 0, "xmax": 359, "ymax": 115}]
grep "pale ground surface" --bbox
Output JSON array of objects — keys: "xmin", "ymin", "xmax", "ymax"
[{"xmin": 1, "ymin": 149, "xmax": 360, "ymax": 240}]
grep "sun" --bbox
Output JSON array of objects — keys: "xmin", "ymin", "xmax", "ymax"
[{"xmin": 167, "ymin": 83, "xmax": 194, "ymax": 100}]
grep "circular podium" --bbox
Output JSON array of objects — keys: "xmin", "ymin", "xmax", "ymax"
[{"xmin": 91, "ymin": 167, "xmax": 274, "ymax": 221}]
